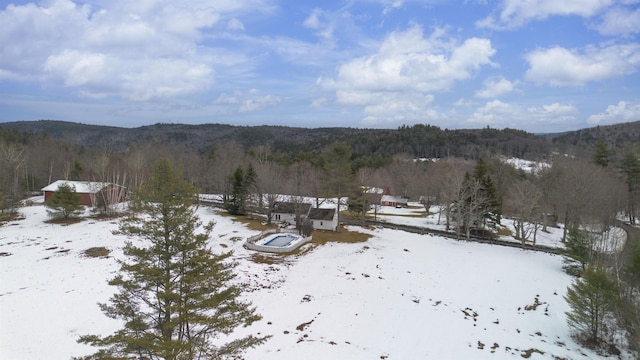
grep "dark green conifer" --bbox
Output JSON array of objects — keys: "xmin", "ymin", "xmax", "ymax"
[
  {"xmin": 45, "ymin": 183, "xmax": 83, "ymax": 218},
  {"xmin": 565, "ymin": 266, "xmax": 619, "ymax": 344}
]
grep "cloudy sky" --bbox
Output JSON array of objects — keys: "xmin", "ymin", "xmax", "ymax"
[{"xmin": 1, "ymin": 0, "xmax": 639, "ymax": 132}]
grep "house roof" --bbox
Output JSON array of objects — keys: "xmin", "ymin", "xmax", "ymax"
[
  {"xmin": 381, "ymin": 194, "xmax": 408, "ymax": 203},
  {"xmin": 307, "ymin": 208, "xmax": 335, "ymax": 221},
  {"xmin": 41, "ymin": 180, "xmax": 112, "ymax": 194},
  {"xmin": 273, "ymin": 201, "xmax": 311, "ymax": 214}
]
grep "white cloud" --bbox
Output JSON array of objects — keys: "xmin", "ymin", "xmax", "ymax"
[
  {"xmin": 468, "ymin": 100, "xmax": 580, "ymax": 130},
  {"xmin": 228, "ymin": 18, "xmax": 245, "ymax": 31},
  {"xmin": 0, "ymin": 0, "xmax": 269, "ymax": 101},
  {"xmin": 303, "ymin": 8, "xmax": 336, "ymax": 42},
  {"xmin": 593, "ymin": 6, "xmax": 640, "ymax": 35},
  {"xmin": 477, "ymin": 0, "xmax": 613, "ymax": 29},
  {"xmin": 524, "ymin": 44, "xmax": 640, "ymax": 86},
  {"xmin": 215, "ymin": 89, "xmax": 281, "ymax": 113},
  {"xmin": 382, "ymin": 0, "xmax": 405, "ymax": 15},
  {"xmin": 327, "ymin": 26, "xmax": 494, "ymax": 93},
  {"xmin": 474, "ymin": 77, "xmax": 517, "ymax": 98},
  {"xmin": 319, "ymin": 25, "xmax": 495, "ymax": 127},
  {"xmin": 587, "ymin": 101, "xmax": 640, "ymax": 125}
]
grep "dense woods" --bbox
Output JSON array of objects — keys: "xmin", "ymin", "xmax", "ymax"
[{"xmin": 1, "ymin": 119, "xmax": 640, "ymax": 355}]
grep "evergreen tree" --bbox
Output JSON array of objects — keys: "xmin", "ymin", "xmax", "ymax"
[
  {"xmin": 591, "ymin": 140, "xmax": 612, "ymax": 167},
  {"xmin": 472, "ymin": 159, "xmax": 501, "ymax": 230},
  {"xmin": 224, "ymin": 164, "xmax": 256, "ymax": 215},
  {"xmin": 620, "ymin": 150, "xmax": 640, "ymax": 224},
  {"xmin": 321, "ymin": 142, "xmax": 356, "ymax": 232},
  {"xmin": 565, "ymin": 266, "xmax": 619, "ymax": 345},
  {"xmin": 626, "ymin": 242, "xmax": 640, "ymax": 289},
  {"xmin": 45, "ymin": 183, "xmax": 83, "ymax": 218},
  {"xmin": 78, "ymin": 158, "xmax": 267, "ymax": 360},
  {"xmin": 561, "ymin": 226, "xmax": 592, "ymax": 275}
]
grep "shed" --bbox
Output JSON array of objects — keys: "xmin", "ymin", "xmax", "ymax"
[
  {"xmin": 307, "ymin": 208, "xmax": 338, "ymax": 231},
  {"xmin": 380, "ymin": 194, "xmax": 408, "ymax": 208},
  {"xmin": 41, "ymin": 180, "xmax": 126, "ymax": 207}
]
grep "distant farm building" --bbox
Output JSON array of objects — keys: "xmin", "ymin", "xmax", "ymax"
[
  {"xmin": 42, "ymin": 180, "xmax": 126, "ymax": 207},
  {"xmin": 380, "ymin": 195, "xmax": 409, "ymax": 208}
]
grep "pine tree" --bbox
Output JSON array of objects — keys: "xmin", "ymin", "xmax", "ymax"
[
  {"xmin": 224, "ymin": 164, "xmax": 256, "ymax": 215},
  {"xmin": 474, "ymin": 159, "xmax": 501, "ymax": 227},
  {"xmin": 78, "ymin": 158, "xmax": 267, "ymax": 360},
  {"xmin": 620, "ymin": 151, "xmax": 640, "ymax": 224},
  {"xmin": 591, "ymin": 140, "xmax": 612, "ymax": 167},
  {"xmin": 626, "ymin": 242, "xmax": 640, "ymax": 290},
  {"xmin": 561, "ymin": 226, "xmax": 592, "ymax": 275},
  {"xmin": 45, "ymin": 183, "xmax": 83, "ymax": 218},
  {"xmin": 565, "ymin": 266, "xmax": 619, "ymax": 345}
]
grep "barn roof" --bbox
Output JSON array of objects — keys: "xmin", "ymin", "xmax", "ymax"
[{"xmin": 41, "ymin": 180, "xmax": 112, "ymax": 194}]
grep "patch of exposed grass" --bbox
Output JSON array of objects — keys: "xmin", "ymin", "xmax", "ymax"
[
  {"xmin": 84, "ymin": 246, "xmax": 110, "ymax": 258},
  {"xmin": 247, "ymin": 252, "xmax": 292, "ymax": 265},
  {"xmin": 521, "ymin": 348, "xmax": 544, "ymax": 358},
  {"xmin": 225, "ymin": 212, "xmax": 278, "ymax": 232},
  {"xmin": 311, "ymin": 226, "xmax": 373, "ymax": 245},
  {"xmin": 497, "ymin": 227, "xmax": 513, "ymax": 237},
  {"xmin": 45, "ymin": 217, "xmax": 83, "ymax": 225},
  {"xmin": 368, "ymin": 211, "xmax": 427, "ymax": 218},
  {"xmin": 0, "ymin": 211, "xmax": 22, "ymax": 225}
]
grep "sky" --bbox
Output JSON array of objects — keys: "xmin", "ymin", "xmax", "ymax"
[{"xmin": 0, "ymin": 0, "xmax": 639, "ymax": 133}]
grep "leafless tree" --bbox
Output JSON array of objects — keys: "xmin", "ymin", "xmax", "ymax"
[
  {"xmin": 0, "ymin": 144, "xmax": 25, "ymax": 213},
  {"xmin": 504, "ymin": 179, "xmax": 542, "ymax": 245}
]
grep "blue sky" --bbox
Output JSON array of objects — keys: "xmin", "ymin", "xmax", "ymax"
[{"xmin": 0, "ymin": 0, "xmax": 639, "ymax": 132}]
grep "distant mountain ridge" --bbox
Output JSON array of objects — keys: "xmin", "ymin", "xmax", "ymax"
[{"xmin": 1, "ymin": 119, "xmax": 638, "ymax": 161}]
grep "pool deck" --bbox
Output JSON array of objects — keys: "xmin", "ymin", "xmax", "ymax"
[{"xmin": 245, "ymin": 229, "xmax": 313, "ymax": 254}]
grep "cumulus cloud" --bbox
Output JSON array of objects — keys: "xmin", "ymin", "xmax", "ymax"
[
  {"xmin": 0, "ymin": 0, "xmax": 269, "ymax": 100},
  {"xmin": 524, "ymin": 44, "xmax": 640, "ymax": 86},
  {"xmin": 477, "ymin": 0, "xmax": 612, "ymax": 29},
  {"xmin": 587, "ymin": 101, "xmax": 640, "ymax": 125},
  {"xmin": 474, "ymin": 77, "xmax": 517, "ymax": 98},
  {"xmin": 593, "ymin": 6, "xmax": 640, "ymax": 35},
  {"xmin": 326, "ymin": 26, "xmax": 494, "ymax": 96},
  {"xmin": 318, "ymin": 25, "xmax": 495, "ymax": 126},
  {"xmin": 468, "ymin": 100, "xmax": 580, "ymax": 130}
]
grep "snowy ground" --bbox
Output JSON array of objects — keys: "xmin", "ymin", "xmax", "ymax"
[{"xmin": 0, "ymin": 198, "xmax": 632, "ymax": 359}]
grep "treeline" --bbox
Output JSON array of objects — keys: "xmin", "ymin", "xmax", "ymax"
[{"xmin": 0, "ymin": 120, "xmax": 564, "ymax": 169}]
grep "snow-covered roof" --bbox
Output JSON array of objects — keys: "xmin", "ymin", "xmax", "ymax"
[
  {"xmin": 41, "ymin": 180, "xmax": 111, "ymax": 194},
  {"xmin": 381, "ymin": 194, "xmax": 408, "ymax": 203}
]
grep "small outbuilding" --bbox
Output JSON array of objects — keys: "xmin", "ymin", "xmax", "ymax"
[
  {"xmin": 307, "ymin": 208, "xmax": 338, "ymax": 231},
  {"xmin": 41, "ymin": 180, "xmax": 126, "ymax": 207}
]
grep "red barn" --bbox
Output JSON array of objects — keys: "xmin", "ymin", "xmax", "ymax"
[{"xmin": 41, "ymin": 180, "xmax": 126, "ymax": 206}]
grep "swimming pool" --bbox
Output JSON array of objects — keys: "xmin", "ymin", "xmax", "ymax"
[{"xmin": 264, "ymin": 234, "xmax": 300, "ymax": 247}]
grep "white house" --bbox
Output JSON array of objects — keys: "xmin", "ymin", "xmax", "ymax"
[{"xmin": 272, "ymin": 201, "xmax": 312, "ymax": 224}]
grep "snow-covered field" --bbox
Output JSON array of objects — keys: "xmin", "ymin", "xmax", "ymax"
[{"xmin": 0, "ymin": 198, "xmax": 630, "ymax": 359}]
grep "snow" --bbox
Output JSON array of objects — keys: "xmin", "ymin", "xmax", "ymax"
[{"xmin": 0, "ymin": 198, "xmax": 632, "ymax": 359}]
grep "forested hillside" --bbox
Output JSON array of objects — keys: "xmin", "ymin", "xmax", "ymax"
[{"xmin": 1, "ymin": 120, "xmax": 576, "ymax": 163}]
